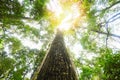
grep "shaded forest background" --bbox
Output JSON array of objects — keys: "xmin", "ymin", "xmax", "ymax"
[{"xmin": 0, "ymin": 0, "xmax": 120, "ymax": 80}]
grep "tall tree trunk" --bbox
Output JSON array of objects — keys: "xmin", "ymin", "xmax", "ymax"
[{"xmin": 32, "ymin": 29, "xmax": 78, "ymax": 80}]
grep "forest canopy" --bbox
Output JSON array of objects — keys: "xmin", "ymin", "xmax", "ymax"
[{"xmin": 0, "ymin": 0, "xmax": 120, "ymax": 80}]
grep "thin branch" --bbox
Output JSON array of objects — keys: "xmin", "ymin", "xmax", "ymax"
[
  {"xmin": 1, "ymin": 16, "xmax": 34, "ymax": 21},
  {"xmin": 92, "ymin": 30, "xmax": 120, "ymax": 39},
  {"xmin": 107, "ymin": 12, "xmax": 120, "ymax": 23},
  {"xmin": 106, "ymin": 35, "xmax": 108, "ymax": 47},
  {"xmin": 108, "ymin": 16, "xmax": 120, "ymax": 23},
  {"xmin": 23, "ymin": 62, "xmax": 31, "ymax": 80},
  {"xmin": 105, "ymin": 10, "xmax": 120, "ymax": 32},
  {"xmin": 104, "ymin": 1, "xmax": 120, "ymax": 11},
  {"xmin": 22, "ymin": 16, "xmax": 34, "ymax": 20}
]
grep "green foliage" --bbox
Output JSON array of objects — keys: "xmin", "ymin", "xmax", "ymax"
[
  {"xmin": 0, "ymin": 0, "xmax": 120, "ymax": 80},
  {"xmin": 31, "ymin": 0, "xmax": 48, "ymax": 20},
  {"xmin": 0, "ymin": 0, "xmax": 49, "ymax": 80},
  {"xmin": 98, "ymin": 50, "xmax": 120, "ymax": 80},
  {"xmin": 87, "ymin": 10, "xmax": 98, "ymax": 31},
  {"xmin": 19, "ymin": 25, "xmax": 40, "ymax": 39},
  {"xmin": 80, "ymin": 33, "xmax": 97, "ymax": 52},
  {"xmin": 78, "ymin": 0, "xmax": 120, "ymax": 79},
  {"xmin": 108, "ymin": 0, "xmax": 117, "ymax": 5},
  {"xmin": 33, "ymin": 49, "xmax": 46, "ymax": 69},
  {"xmin": 0, "ymin": 51, "xmax": 15, "ymax": 79},
  {"xmin": 0, "ymin": 0, "xmax": 24, "ymax": 28},
  {"xmin": 80, "ymin": 66, "xmax": 93, "ymax": 80},
  {"xmin": 31, "ymin": 49, "xmax": 46, "ymax": 79},
  {"xmin": 0, "ymin": 39, "xmax": 4, "ymax": 49},
  {"xmin": 0, "ymin": 48, "xmax": 45, "ymax": 80},
  {"xmin": 0, "ymin": 0, "xmax": 24, "ymax": 19},
  {"xmin": 5, "ymin": 37, "xmax": 22, "ymax": 53},
  {"xmin": 12, "ymin": 67, "xmax": 26, "ymax": 80}
]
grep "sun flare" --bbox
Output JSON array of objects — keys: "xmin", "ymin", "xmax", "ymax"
[{"xmin": 47, "ymin": 0, "xmax": 81, "ymax": 31}]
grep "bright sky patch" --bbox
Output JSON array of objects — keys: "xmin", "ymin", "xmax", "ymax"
[{"xmin": 47, "ymin": 0, "xmax": 81, "ymax": 31}]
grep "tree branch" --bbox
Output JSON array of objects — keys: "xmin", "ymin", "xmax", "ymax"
[
  {"xmin": 107, "ymin": 12, "xmax": 120, "ymax": 23},
  {"xmin": 22, "ymin": 16, "xmax": 34, "ymax": 20},
  {"xmin": 1, "ymin": 25, "xmax": 6, "ymax": 37},
  {"xmin": 104, "ymin": 1, "xmax": 120, "ymax": 11},
  {"xmin": 1, "ymin": 16, "xmax": 34, "ymax": 21},
  {"xmin": 92, "ymin": 30, "xmax": 120, "ymax": 39}
]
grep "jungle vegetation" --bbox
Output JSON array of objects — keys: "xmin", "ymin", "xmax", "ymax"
[{"xmin": 0, "ymin": 0, "xmax": 120, "ymax": 80}]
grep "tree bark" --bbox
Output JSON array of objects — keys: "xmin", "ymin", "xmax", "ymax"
[{"xmin": 31, "ymin": 29, "xmax": 78, "ymax": 80}]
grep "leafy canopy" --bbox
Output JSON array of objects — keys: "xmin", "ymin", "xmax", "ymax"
[{"xmin": 0, "ymin": 0, "xmax": 120, "ymax": 80}]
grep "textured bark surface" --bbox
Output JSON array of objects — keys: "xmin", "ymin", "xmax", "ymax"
[{"xmin": 33, "ymin": 30, "xmax": 78, "ymax": 80}]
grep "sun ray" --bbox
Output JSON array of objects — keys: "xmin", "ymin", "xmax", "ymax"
[{"xmin": 47, "ymin": 0, "xmax": 81, "ymax": 31}]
